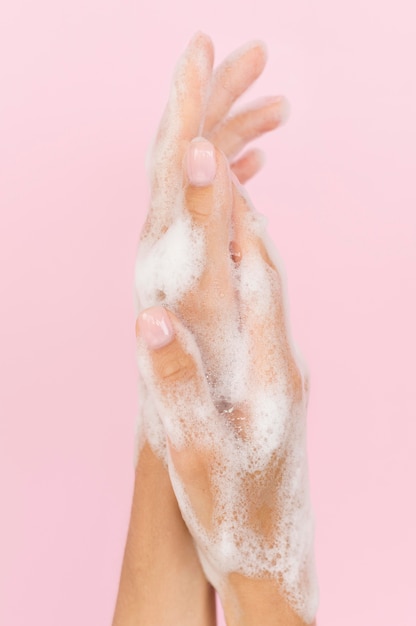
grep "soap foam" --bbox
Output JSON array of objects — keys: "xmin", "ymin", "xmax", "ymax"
[
  {"xmin": 135, "ymin": 210, "xmax": 319, "ymax": 622},
  {"xmin": 135, "ymin": 211, "xmax": 206, "ymax": 309}
]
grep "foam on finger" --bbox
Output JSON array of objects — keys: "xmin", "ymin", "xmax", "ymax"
[{"xmin": 146, "ymin": 32, "xmax": 214, "ymax": 232}]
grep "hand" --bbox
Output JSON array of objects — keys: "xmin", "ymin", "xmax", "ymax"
[
  {"xmin": 135, "ymin": 33, "xmax": 318, "ymax": 626},
  {"xmin": 113, "ymin": 32, "xmax": 289, "ymax": 626},
  {"xmin": 136, "ymin": 158, "xmax": 317, "ymax": 626},
  {"xmin": 136, "ymin": 31, "xmax": 288, "ymax": 458}
]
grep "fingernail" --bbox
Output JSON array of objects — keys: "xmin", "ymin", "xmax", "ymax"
[
  {"xmin": 229, "ymin": 241, "xmax": 242, "ymax": 264},
  {"xmin": 186, "ymin": 138, "xmax": 216, "ymax": 186},
  {"xmin": 137, "ymin": 307, "xmax": 175, "ymax": 349}
]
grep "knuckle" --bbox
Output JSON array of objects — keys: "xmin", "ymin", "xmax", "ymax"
[
  {"xmin": 185, "ymin": 186, "xmax": 213, "ymax": 222},
  {"xmin": 155, "ymin": 341, "xmax": 197, "ymax": 384}
]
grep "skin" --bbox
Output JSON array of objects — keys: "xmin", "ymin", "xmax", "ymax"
[
  {"xmin": 112, "ymin": 33, "xmax": 290, "ymax": 626},
  {"xmin": 135, "ymin": 33, "xmax": 317, "ymax": 625}
]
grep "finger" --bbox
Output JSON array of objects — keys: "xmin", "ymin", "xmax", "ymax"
[
  {"xmin": 183, "ymin": 138, "xmax": 233, "ymax": 298},
  {"xmin": 176, "ymin": 137, "xmax": 243, "ymax": 399},
  {"xmin": 210, "ymin": 96, "xmax": 289, "ymax": 160},
  {"xmin": 231, "ymin": 148, "xmax": 265, "ymax": 184},
  {"xmin": 136, "ymin": 308, "xmax": 220, "ymax": 533},
  {"xmin": 155, "ymin": 31, "xmax": 214, "ymax": 158},
  {"xmin": 203, "ymin": 40, "xmax": 267, "ymax": 135},
  {"xmin": 146, "ymin": 32, "xmax": 214, "ymax": 231},
  {"xmin": 136, "ymin": 306, "xmax": 217, "ymax": 448},
  {"xmin": 231, "ymin": 178, "xmax": 304, "ymax": 402}
]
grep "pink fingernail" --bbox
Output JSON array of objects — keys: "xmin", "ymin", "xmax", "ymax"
[
  {"xmin": 186, "ymin": 138, "xmax": 216, "ymax": 186},
  {"xmin": 137, "ymin": 307, "xmax": 175, "ymax": 349}
]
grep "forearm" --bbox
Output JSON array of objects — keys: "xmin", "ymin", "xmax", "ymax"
[{"xmin": 112, "ymin": 443, "xmax": 216, "ymax": 626}]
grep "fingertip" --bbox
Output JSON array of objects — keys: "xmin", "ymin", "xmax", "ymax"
[
  {"xmin": 254, "ymin": 148, "xmax": 266, "ymax": 168},
  {"xmin": 240, "ymin": 39, "xmax": 268, "ymax": 74},
  {"xmin": 187, "ymin": 31, "xmax": 214, "ymax": 67},
  {"xmin": 250, "ymin": 38, "xmax": 268, "ymax": 62},
  {"xmin": 189, "ymin": 30, "xmax": 213, "ymax": 49},
  {"xmin": 231, "ymin": 148, "xmax": 265, "ymax": 184},
  {"xmin": 249, "ymin": 95, "xmax": 290, "ymax": 128},
  {"xmin": 234, "ymin": 38, "xmax": 267, "ymax": 61}
]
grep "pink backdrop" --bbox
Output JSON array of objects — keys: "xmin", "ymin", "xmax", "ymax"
[{"xmin": 1, "ymin": 1, "xmax": 415, "ymax": 624}]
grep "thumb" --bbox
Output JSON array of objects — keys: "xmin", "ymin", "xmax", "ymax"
[{"xmin": 136, "ymin": 306, "xmax": 216, "ymax": 447}]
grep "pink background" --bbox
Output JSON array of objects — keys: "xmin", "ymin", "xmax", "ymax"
[{"xmin": 1, "ymin": 1, "xmax": 415, "ymax": 624}]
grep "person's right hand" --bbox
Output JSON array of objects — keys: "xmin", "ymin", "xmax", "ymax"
[{"xmin": 136, "ymin": 35, "xmax": 318, "ymax": 619}]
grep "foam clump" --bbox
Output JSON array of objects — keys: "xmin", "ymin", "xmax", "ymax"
[{"xmin": 135, "ymin": 212, "xmax": 205, "ymax": 309}]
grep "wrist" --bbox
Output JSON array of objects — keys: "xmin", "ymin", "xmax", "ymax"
[
  {"xmin": 112, "ymin": 442, "xmax": 216, "ymax": 626},
  {"xmin": 219, "ymin": 573, "xmax": 315, "ymax": 626}
]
